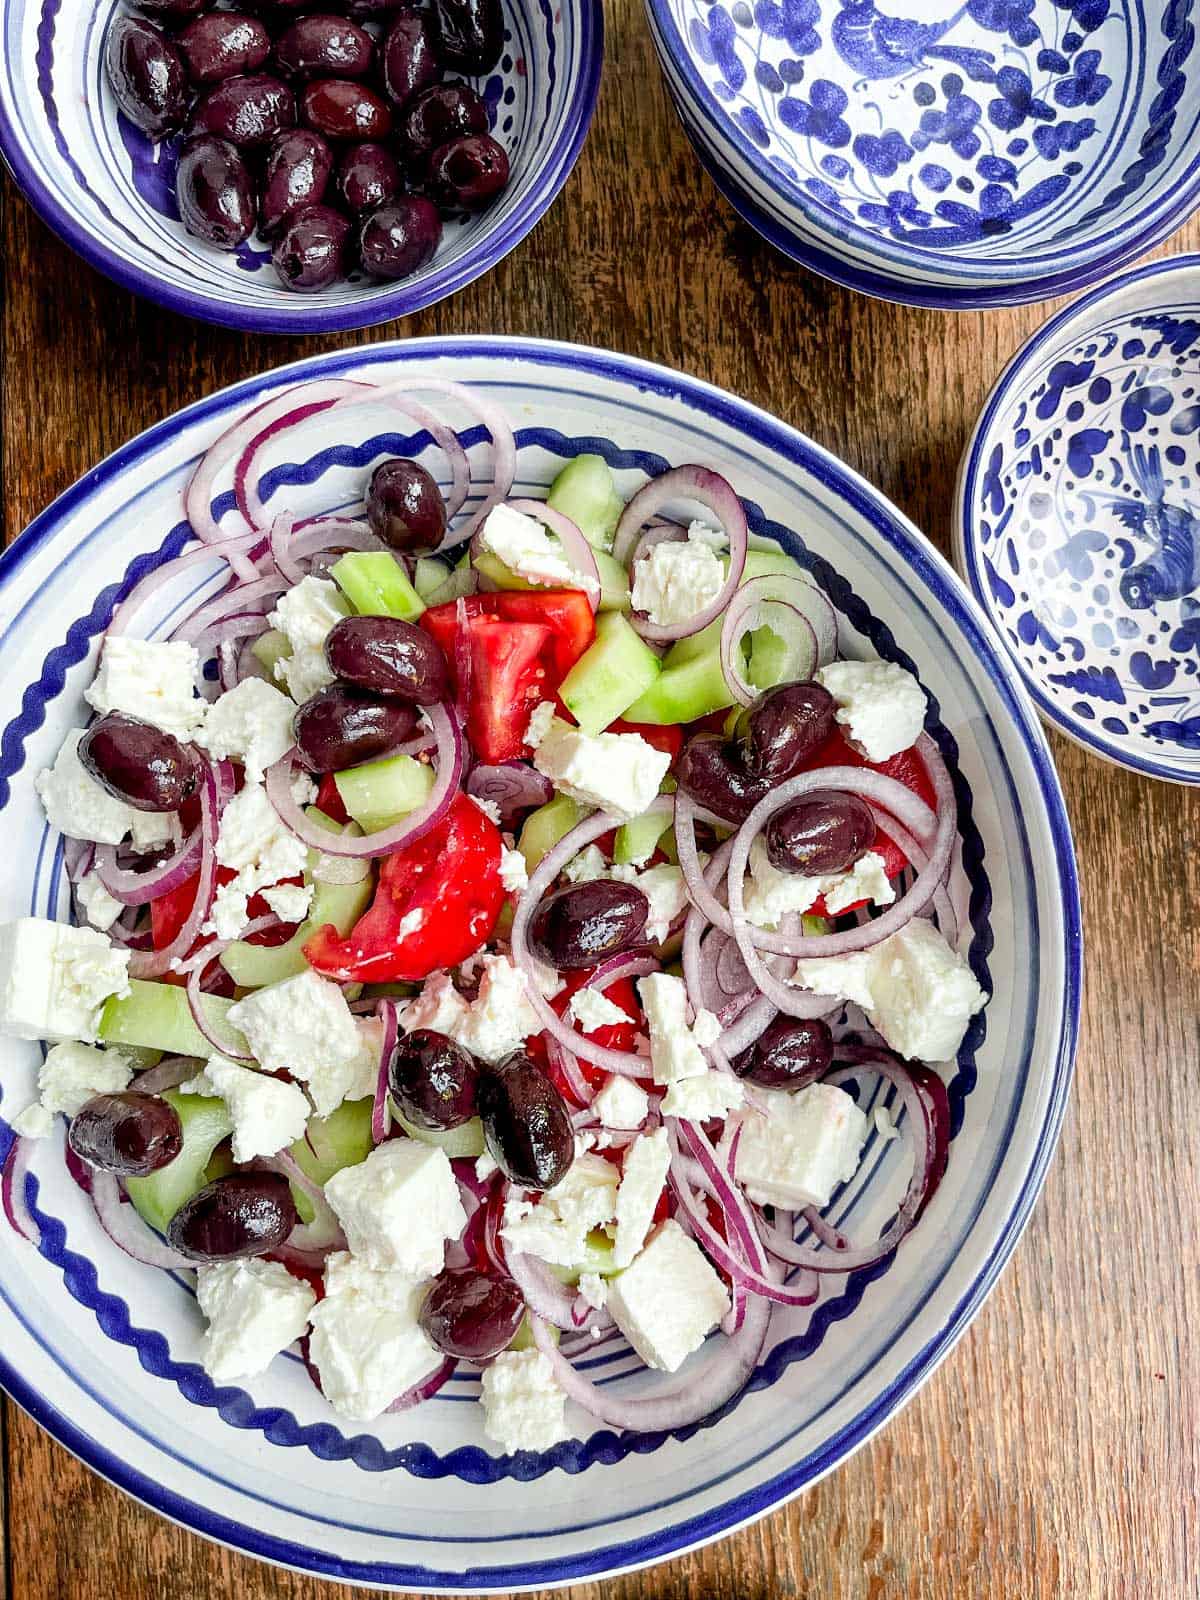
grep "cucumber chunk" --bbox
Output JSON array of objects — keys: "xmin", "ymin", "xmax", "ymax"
[
  {"xmin": 125, "ymin": 1091, "xmax": 233, "ymax": 1237},
  {"xmin": 544, "ymin": 1228, "xmax": 616, "ymax": 1284},
  {"xmin": 510, "ymin": 1311, "xmax": 558, "ymax": 1351},
  {"xmin": 221, "ymin": 872, "xmax": 373, "ymax": 988},
  {"xmin": 287, "ymin": 1098, "xmax": 375, "ymax": 1222},
  {"xmin": 623, "ymin": 639, "xmax": 733, "ymax": 724},
  {"xmin": 546, "ymin": 455, "xmax": 623, "ymax": 551},
  {"xmin": 393, "ymin": 1111, "xmax": 486, "ymax": 1159},
  {"xmin": 426, "ymin": 549, "xmax": 475, "ymax": 607},
  {"xmin": 251, "ymin": 628, "xmax": 291, "ymax": 679},
  {"xmin": 518, "ymin": 793, "xmax": 581, "ymax": 875},
  {"xmin": 414, "ymin": 557, "xmax": 450, "ymax": 602},
  {"xmin": 100, "ymin": 980, "xmax": 248, "ymax": 1060},
  {"xmin": 613, "ymin": 810, "xmax": 672, "ymax": 866},
  {"xmin": 558, "ymin": 611, "xmax": 661, "ymax": 734},
  {"xmin": 331, "ymin": 551, "xmax": 425, "ymax": 621},
  {"xmin": 335, "ymin": 754, "xmax": 434, "ymax": 833}
]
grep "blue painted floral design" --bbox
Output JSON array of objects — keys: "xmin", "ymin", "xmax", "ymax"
[{"xmin": 779, "ymin": 78, "xmax": 851, "ymax": 146}]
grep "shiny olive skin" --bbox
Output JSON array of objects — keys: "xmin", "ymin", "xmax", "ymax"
[
  {"xmin": 765, "ymin": 793, "xmax": 876, "ymax": 877},
  {"xmin": 419, "ymin": 1266, "xmax": 524, "ymax": 1361},
  {"xmin": 338, "ymin": 141, "xmax": 400, "ymax": 213},
  {"xmin": 732, "ymin": 1017, "xmax": 833, "ymax": 1091},
  {"xmin": 105, "ymin": 17, "xmax": 190, "ymax": 140},
  {"xmin": 79, "ymin": 712, "xmax": 199, "ymax": 811},
  {"xmin": 260, "ymin": 127, "xmax": 333, "ymax": 236},
  {"xmin": 365, "ymin": 458, "xmax": 446, "ymax": 553},
  {"xmin": 676, "ymin": 732, "xmax": 771, "ymax": 824},
  {"xmin": 358, "ymin": 196, "xmax": 441, "ymax": 279},
  {"xmin": 427, "ymin": 132, "xmax": 508, "ymax": 210},
  {"xmin": 178, "ymin": 13, "xmax": 271, "ymax": 86},
  {"xmin": 271, "ymin": 202, "xmax": 350, "ymax": 289},
  {"xmin": 433, "ymin": 0, "xmax": 503, "ymax": 73},
  {"xmin": 166, "ymin": 1173, "xmax": 298, "ymax": 1262},
  {"xmin": 389, "ymin": 1028, "xmax": 479, "ymax": 1130},
  {"xmin": 528, "ymin": 881, "xmax": 650, "ymax": 972},
  {"xmin": 301, "ymin": 77, "xmax": 392, "ymax": 140},
  {"xmin": 293, "ymin": 683, "xmax": 418, "ymax": 771},
  {"xmin": 732, "ymin": 681, "xmax": 837, "ymax": 781},
  {"xmin": 175, "ymin": 134, "xmax": 257, "ymax": 246},
  {"xmin": 68, "ymin": 1092, "xmax": 184, "ymax": 1177},
  {"xmin": 326, "ymin": 614, "xmax": 450, "ymax": 703},
  {"xmin": 477, "ymin": 1051, "xmax": 574, "ymax": 1190},
  {"xmin": 190, "ymin": 72, "xmax": 295, "ymax": 146},
  {"xmin": 274, "ymin": 14, "xmax": 374, "ymax": 79},
  {"xmin": 399, "ymin": 80, "xmax": 487, "ymax": 160},
  {"xmin": 381, "ymin": 11, "xmax": 441, "ymax": 108}
]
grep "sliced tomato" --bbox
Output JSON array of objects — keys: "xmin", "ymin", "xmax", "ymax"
[
  {"xmin": 315, "ymin": 772, "xmax": 350, "ymax": 825},
  {"xmin": 476, "ymin": 591, "xmax": 595, "ymax": 680},
  {"xmin": 150, "ymin": 873, "xmax": 200, "ymax": 955}
]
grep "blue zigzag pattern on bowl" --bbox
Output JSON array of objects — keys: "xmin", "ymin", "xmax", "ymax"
[{"xmin": 1, "ymin": 425, "xmax": 991, "ymax": 1480}]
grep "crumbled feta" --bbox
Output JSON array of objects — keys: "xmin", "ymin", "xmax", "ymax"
[
  {"xmin": 396, "ymin": 907, "xmax": 426, "ymax": 940},
  {"xmin": 188, "ymin": 1055, "xmax": 310, "ymax": 1163},
  {"xmin": 198, "ymin": 677, "xmax": 298, "ymax": 783},
  {"xmin": 524, "ymin": 699, "xmax": 557, "ymax": 752},
  {"xmin": 612, "ymin": 1127, "xmax": 670, "ymax": 1267},
  {"xmin": 475, "ymin": 1149, "xmax": 499, "ymax": 1183},
  {"xmin": 129, "ymin": 810, "xmax": 177, "ymax": 854},
  {"xmin": 85, "ymin": 637, "xmax": 205, "ymax": 738},
  {"xmin": 607, "ymin": 1219, "xmax": 729, "ymax": 1372},
  {"xmin": 400, "ymin": 971, "xmax": 471, "ymax": 1037},
  {"xmin": 207, "ymin": 780, "xmax": 309, "ymax": 941},
  {"xmin": 227, "ymin": 970, "xmax": 364, "ymax": 1114},
  {"xmin": 592, "ymin": 1074, "xmax": 648, "ymax": 1130},
  {"xmin": 732, "ymin": 1083, "xmax": 867, "ymax": 1209},
  {"xmin": 577, "ymin": 1271, "xmax": 608, "ymax": 1310},
  {"xmin": 196, "ymin": 1258, "xmax": 315, "ymax": 1384},
  {"xmin": 291, "ymin": 772, "xmax": 318, "ymax": 807},
  {"xmin": 814, "ymin": 659, "xmax": 926, "ymax": 764},
  {"xmin": 268, "ymin": 576, "xmax": 348, "ymax": 704},
  {"xmin": 0, "ymin": 920, "xmax": 130, "ymax": 1042},
  {"xmin": 10, "ymin": 1103, "xmax": 54, "ymax": 1139},
  {"xmin": 822, "ymin": 851, "xmax": 896, "ymax": 916},
  {"xmin": 343, "ymin": 1017, "xmax": 384, "ymax": 1102},
  {"xmin": 324, "ymin": 1140, "xmax": 465, "ymax": 1276},
  {"xmin": 638, "ymin": 972, "xmax": 707, "ymax": 1085},
  {"xmin": 743, "ymin": 838, "xmax": 895, "ymax": 929},
  {"xmin": 563, "ymin": 844, "xmax": 607, "ymax": 884},
  {"xmin": 35, "ymin": 730, "xmax": 144, "ymax": 846},
  {"xmin": 609, "ymin": 862, "xmax": 687, "ymax": 941},
  {"xmin": 567, "ymin": 986, "xmax": 629, "ymax": 1033},
  {"xmin": 480, "ymin": 1348, "xmax": 570, "ymax": 1452},
  {"xmin": 875, "ymin": 1105, "xmax": 900, "ymax": 1141},
  {"xmin": 261, "ymin": 882, "xmax": 313, "ymax": 924},
  {"xmin": 76, "ymin": 870, "xmax": 122, "ymax": 932},
  {"xmin": 794, "ymin": 918, "xmax": 986, "ymax": 1062},
  {"xmin": 499, "ymin": 845, "xmax": 529, "ymax": 894},
  {"xmin": 454, "ymin": 954, "xmax": 542, "ymax": 1064},
  {"xmin": 308, "ymin": 1252, "xmax": 441, "ymax": 1421},
  {"xmin": 38, "ymin": 1040, "xmax": 133, "ymax": 1114},
  {"xmin": 502, "ymin": 1153, "xmax": 619, "ymax": 1268},
  {"xmin": 661, "ymin": 1069, "xmax": 745, "ymax": 1121},
  {"xmin": 631, "ymin": 536, "xmax": 725, "ymax": 627},
  {"xmin": 534, "ymin": 721, "xmax": 670, "ymax": 823},
  {"xmin": 686, "ymin": 519, "xmax": 727, "ymax": 550},
  {"xmin": 479, "ymin": 504, "xmax": 600, "ymax": 601},
  {"xmin": 206, "ymin": 880, "xmax": 251, "ymax": 943},
  {"xmin": 467, "ymin": 793, "xmax": 502, "ymax": 827}
]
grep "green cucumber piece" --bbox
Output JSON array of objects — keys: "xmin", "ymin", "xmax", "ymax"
[
  {"xmin": 335, "ymin": 754, "xmax": 434, "ymax": 833},
  {"xmin": 613, "ymin": 810, "xmax": 672, "ymax": 866},
  {"xmin": 331, "ymin": 552, "xmax": 425, "ymax": 621},
  {"xmin": 100, "ymin": 980, "xmax": 248, "ymax": 1060},
  {"xmin": 414, "ymin": 557, "xmax": 450, "ymax": 602},
  {"xmin": 623, "ymin": 640, "xmax": 733, "ymax": 724},
  {"xmin": 251, "ymin": 629, "xmax": 291, "ymax": 679},
  {"xmin": 558, "ymin": 611, "xmax": 661, "ymax": 735},
  {"xmin": 394, "ymin": 1111, "xmax": 486, "ymax": 1159},
  {"xmin": 221, "ymin": 873, "xmax": 373, "ymax": 988},
  {"xmin": 544, "ymin": 1228, "xmax": 616, "ymax": 1284},
  {"xmin": 518, "ymin": 793, "xmax": 582, "ymax": 874},
  {"xmin": 546, "ymin": 455, "xmax": 623, "ymax": 551},
  {"xmin": 125, "ymin": 1091, "xmax": 233, "ymax": 1236},
  {"xmin": 287, "ymin": 1098, "xmax": 375, "ymax": 1223},
  {"xmin": 509, "ymin": 1311, "xmax": 558, "ymax": 1351},
  {"xmin": 426, "ymin": 549, "xmax": 474, "ymax": 607}
]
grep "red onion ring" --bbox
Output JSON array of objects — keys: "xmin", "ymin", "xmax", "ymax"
[
  {"xmin": 171, "ymin": 574, "xmax": 290, "ymax": 644},
  {"xmin": 466, "ymin": 762, "xmax": 553, "ymax": 828},
  {"xmin": 260, "ymin": 1149, "xmax": 328, "ymax": 1213},
  {"xmin": 106, "ymin": 533, "xmax": 263, "ymax": 639},
  {"xmin": 718, "ymin": 579, "xmax": 818, "ymax": 707},
  {"xmin": 234, "ymin": 383, "xmax": 378, "ymax": 533},
  {"xmin": 183, "ymin": 927, "xmax": 277, "ymax": 1060},
  {"xmin": 185, "ymin": 387, "xmax": 300, "ymax": 580},
  {"xmin": 93, "ymin": 828, "xmax": 203, "ymax": 908},
  {"xmin": 90, "ymin": 1172, "xmax": 193, "ymax": 1269},
  {"xmin": 371, "ymin": 1001, "xmax": 398, "ymax": 1144},
  {"xmin": 505, "ymin": 499, "xmax": 602, "ymax": 611},
  {"xmin": 281, "ymin": 521, "xmax": 387, "ymax": 577},
  {"xmin": 385, "ymin": 1357, "xmax": 457, "ymax": 1413},
  {"xmin": 130, "ymin": 764, "xmax": 220, "ymax": 979},
  {"xmin": 1, "ymin": 1135, "xmax": 40, "ymax": 1246},
  {"xmin": 506, "ymin": 1247, "xmax": 584, "ymax": 1330}
]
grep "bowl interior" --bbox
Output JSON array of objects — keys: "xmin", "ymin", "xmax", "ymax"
[{"xmin": 0, "ymin": 339, "xmax": 1079, "ymax": 1590}]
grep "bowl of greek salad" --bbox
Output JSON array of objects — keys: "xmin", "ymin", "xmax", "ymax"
[{"xmin": 0, "ymin": 337, "xmax": 1079, "ymax": 1592}]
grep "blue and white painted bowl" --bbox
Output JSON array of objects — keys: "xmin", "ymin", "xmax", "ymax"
[
  {"xmin": 646, "ymin": 0, "xmax": 1200, "ymax": 309},
  {"xmin": 0, "ymin": 338, "xmax": 1080, "ymax": 1590},
  {"xmin": 957, "ymin": 254, "xmax": 1200, "ymax": 782},
  {"xmin": 0, "ymin": 0, "xmax": 600, "ymax": 333}
]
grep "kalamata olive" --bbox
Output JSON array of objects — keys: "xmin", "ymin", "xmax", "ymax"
[
  {"xmin": 732, "ymin": 681, "xmax": 837, "ymax": 780},
  {"xmin": 676, "ymin": 732, "xmax": 771, "ymax": 824},
  {"xmin": 275, "ymin": 14, "xmax": 374, "ymax": 80},
  {"xmin": 381, "ymin": 11, "xmax": 440, "ymax": 108},
  {"xmin": 68, "ymin": 1092, "xmax": 183, "ymax": 1177},
  {"xmin": 433, "ymin": 0, "xmax": 503, "ymax": 73},
  {"xmin": 190, "ymin": 72, "xmax": 295, "ymax": 147},
  {"xmin": 338, "ymin": 142, "xmax": 400, "ymax": 214},
  {"xmin": 105, "ymin": 16, "xmax": 190, "ymax": 140},
  {"xmin": 389, "ymin": 1028, "xmax": 478, "ymax": 1129},
  {"xmin": 326, "ymin": 615, "xmax": 450, "ymax": 703},
  {"xmin": 765, "ymin": 794, "xmax": 877, "ymax": 876},
  {"xmin": 399, "ymin": 80, "xmax": 487, "ymax": 161},
  {"xmin": 166, "ymin": 1172, "xmax": 298, "ymax": 1261},
  {"xmin": 365, "ymin": 458, "xmax": 446, "ymax": 553},
  {"xmin": 477, "ymin": 1051, "xmax": 574, "ymax": 1190},
  {"xmin": 528, "ymin": 881, "xmax": 650, "ymax": 972},
  {"xmin": 260, "ymin": 127, "xmax": 333, "ymax": 236},
  {"xmin": 732, "ymin": 1017, "xmax": 833, "ymax": 1090},
  {"xmin": 293, "ymin": 683, "xmax": 418, "ymax": 771},
  {"xmin": 301, "ymin": 77, "xmax": 392, "ymax": 140},
  {"xmin": 175, "ymin": 133, "xmax": 257, "ymax": 246},
  {"xmin": 178, "ymin": 12, "xmax": 271, "ymax": 86},
  {"xmin": 358, "ymin": 196, "xmax": 441, "ymax": 279},
  {"xmin": 271, "ymin": 202, "xmax": 350, "ymax": 289},
  {"xmin": 419, "ymin": 1265, "xmax": 523, "ymax": 1361},
  {"xmin": 79, "ymin": 712, "xmax": 199, "ymax": 811},
  {"xmin": 427, "ymin": 132, "xmax": 508, "ymax": 210}
]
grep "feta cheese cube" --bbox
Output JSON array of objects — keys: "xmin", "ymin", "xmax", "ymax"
[
  {"xmin": 686, "ymin": 519, "xmax": 727, "ymax": 550},
  {"xmin": 261, "ymin": 882, "xmax": 313, "ymax": 924},
  {"xmin": 499, "ymin": 845, "xmax": 529, "ymax": 894},
  {"xmin": 191, "ymin": 1055, "xmax": 310, "ymax": 1163},
  {"xmin": 399, "ymin": 971, "xmax": 470, "ymax": 1037},
  {"xmin": 661, "ymin": 1069, "xmax": 745, "ymax": 1122},
  {"xmin": 566, "ymin": 986, "xmax": 629, "ymax": 1033},
  {"xmin": 205, "ymin": 880, "xmax": 251, "ymax": 943},
  {"xmin": 821, "ymin": 851, "xmax": 896, "ymax": 916},
  {"xmin": 214, "ymin": 780, "xmax": 308, "ymax": 894},
  {"xmin": 592, "ymin": 1074, "xmax": 648, "ymax": 1130},
  {"xmin": 227, "ymin": 970, "xmax": 363, "ymax": 1113},
  {"xmin": 814, "ymin": 659, "xmax": 926, "ymax": 763},
  {"xmin": 479, "ymin": 504, "xmax": 599, "ymax": 601},
  {"xmin": 479, "ymin": 1348, "xmax": 570, "ymax": 1453},
  {"xmin": 35, "ymin": 730, "xmax": 143, "ymax": 847},
  {"xmin": 501, "ymin": 1153, "xmax": 619, "ymax": 1268},
  {"xmin": 76, "ymin": 871, "xmax": 123, "ymax": 932},
  {"xmin": 198, "ymin": 677, "xmax": 299, "ymax": 783},
  {"xmin": 631, "ymin": 536, "xmax": 724, "ymax": 627},
  {"xmin": 468, "ymin": 794, "xmax": 502, "ymax": 826},
  {"xmin": 638, "ymin": 973, "xmax": 707, "ymax": 1085},
  {"xmin": 609, "ymin": 862, "xmax": 688, "ymax": 941},
  {"xmin": 732, "ymin": 1083, "xmax": 867, "ymax": 1209},
  {"xmin": 324, "ymin": 1140, "xmax": 466, "ymax": 1276},
  {"xmin": 85, "ymin": 637, "xmax": 205, "ymax": 738},
  {"xmin": 534, "ymin": 722, "xmax": 670, "ymax": 823},
  {"xmin": 268, "ymin": 576, "xmax": 348, "ymax": 704},
  {"xmin": 607, "ymin": 1219, "xmax": 729, "ymax": 1372},
  {"xmin": 0, "ymin": 920, "xmax": 130, "ymax": 1043},
  {"xmin": 454, "ymin": 954, "xmax": 541, "ymax": 1064},
  {"xmin": 577, "ymin": 1271, "xmax": 607, "ymax": 1310},
  {"xmin": 562, "ymin": 844, "xmax": 607, "ymax": 884},
  {"xmin": 10, "ymin": 1103, "xmax": 54, "ymax": 1139},
  {"xmin": 344, "ymin": 1017, "xmax": 385, "ymax": 1102},
  {"xmin": 129, "ymin": 810, "xmax": 177, "ymax": 854},
  {"xmin": 196, "ymin": 1258, "xmax": 316, "ymax": 1384},
  {"xmin": 39, "ymin": 1040, "xmax": 133, "ymax": 1114},
  {"xmin": 523, "ymin": 699, "xmax": 557, "ymax": 752},
  {"xmin": 612, "ymin": 1126, "xmax": 670, "ymax": 1267},
  {"xmin": 309, "ymin": 1252, "xmax": 441, "ymax": 1421}
]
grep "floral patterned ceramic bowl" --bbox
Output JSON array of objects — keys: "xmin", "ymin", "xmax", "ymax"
[
  {"xmin": 645, "ymin": 0, "xmax": 1200, "ymax": 308},
  {"xmin": 956, "ymin": 253, "xmax": 1200, "ymax": 781}
]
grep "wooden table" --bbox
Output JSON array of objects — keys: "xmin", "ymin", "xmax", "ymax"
[{"xmin": 2, "ymin": 0, "xmax": 1198, "ymax": 1593}]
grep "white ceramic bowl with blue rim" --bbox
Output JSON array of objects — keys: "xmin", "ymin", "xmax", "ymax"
[
  {"xmin": 0, "ymin": 336, "xmax": 1080, "ymax": 1591},
  {"xmin": 956, "ymin": 252, "xmax": 1200, "ymax": 783},
  {"xmin": 0, "ymin": 0, "xmax": 601, "ymax": 333},
  {"xmin": 645, "ymin": 0, "xmax": 1200, "ymax": 309}
]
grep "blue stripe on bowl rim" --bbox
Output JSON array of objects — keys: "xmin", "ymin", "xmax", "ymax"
[{"xmin": 0, "ymin": 336, "xmax": 1082, "ymax": 1589}]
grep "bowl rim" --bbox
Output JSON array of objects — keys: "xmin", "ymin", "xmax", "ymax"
[
  {"xmin": 644, "ymin": 0, "xmax": 1200, "ymax": 310},
  {"xmin": 0, "ymin": 0, "xmax": 603, "ymax": 334},
  {"xmin": 0, "ymin": 335, "xmax": 1082, "ymax": 1590},
  {"xmin": 954, "ymin": 250, "xmax": 1200, "ymax": 783}
]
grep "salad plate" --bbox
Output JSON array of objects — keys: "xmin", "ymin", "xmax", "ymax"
[{"xmin": 0, "ymin": 336, "xmax": 1079, "ymax": 1591}]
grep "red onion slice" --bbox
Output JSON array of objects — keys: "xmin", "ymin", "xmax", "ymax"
[
  {"xmin": 106, "ymin": 533, "xmax": 263, "ymax": 639},
  {"xmin": 718, "ymin": 579, "xmax": 818, "ymax": 707},
  {"xmin": 129, "ymin": 763, "xmax": 220, "ymax": 979},
  {"xmin": 1, "ymin": 1135, "xmax": 40, "ymax": 1246},
  {"xmin": 93, "ymin": 828, "xmax": 203, "ymax": 908},
  {"xmin": 90, "ymin": 1172, "xmax": 193, "ymax": 1269},
  {"xmin": 506, "ymin": 1247, "xmax": 584, "ymax": 1330},
  {"xmin": 371, "ymin": 1000, "xmax": 398, "ymax": 1144},
  {"xmin": 171, "ymin": 573, "xmax": 291, "ymax": 644},
  {"xmin": 385, "ymin": 1357, "xmax": 457, "ymax": 1413},
  {"xmin": 505, "ymin": 499, "xmax": 602, "ymax": 610},
  {"xmin": 466, "ymin": 763, "xmax": 554, "ymax": 828}
]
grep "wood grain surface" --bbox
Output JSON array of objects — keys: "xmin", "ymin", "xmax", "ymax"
[{"xmin": 2, "ymin": 1, "xmax": 1198, "ymax": 1595}]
